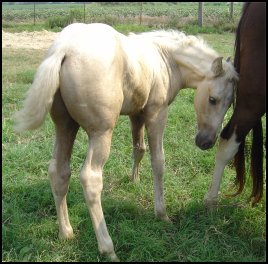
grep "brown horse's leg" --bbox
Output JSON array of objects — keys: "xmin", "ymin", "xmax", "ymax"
[
  {"xmin": 145, "ymin": 107, "xmax": 170, "ymax": 222},
  {"xmin": 130, "ymin": 114, "xmax": 146, "ymax": 182},
  {"xmin": 204, "ymin": 132, "xmax": 239, "ymax": 209},
  {"xmin": 48, "ymin": 91, "xmax": 79, "ymax": 239},
  {"xmin": 80, "ymin": 129, "xmax": 118, "ymax": 261}
]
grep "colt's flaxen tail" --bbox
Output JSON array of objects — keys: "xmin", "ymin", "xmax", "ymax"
[{"xmin": 14, "ymin": 50, "xmax": 65, "ymax": 133}]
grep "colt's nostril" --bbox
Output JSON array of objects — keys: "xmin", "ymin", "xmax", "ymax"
[{"xmin": 195, "ymin": 133, "xmax": 214, "ymax": 150}]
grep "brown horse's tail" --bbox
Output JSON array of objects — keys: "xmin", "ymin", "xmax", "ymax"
[
  {"xmin": 250, "ymin": 119, "xmax": 263, "ymax": 205},
  {"xmin": 14, "ymin": 49, "xmax": 65, "ymax": 133},
  {"xmin": 232, "ymin": 120, "xmax": 264, "ymax": 205},
  {"xmin": 233, "ymin": 138, "xmax": 246, "ymax": 196}
]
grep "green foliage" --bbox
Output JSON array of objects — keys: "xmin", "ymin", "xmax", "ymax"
[
  {"xmin": 48, "ymin": 16, "xmax": 72, "ymax": 29},
  {"xmin": 48, "ymin": 8, "xmax": 84, "ymax": 29}
]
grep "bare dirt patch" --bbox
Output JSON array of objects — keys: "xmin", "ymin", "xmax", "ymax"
[{"xmin": 2, "ymin": 30, "xmax": 58, "ymax": 50}]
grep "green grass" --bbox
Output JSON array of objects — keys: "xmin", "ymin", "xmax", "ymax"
[{"xmin": 2, "ymin": 30, "xmax": 266, "ymax": 262}]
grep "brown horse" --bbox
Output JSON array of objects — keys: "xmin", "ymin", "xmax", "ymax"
[
  {"xmin": 204, "ymin": 2, "xmax": 266, "ymax": 208},
  {"xmin": 14, "ymin": 23, "xmax": 238, "ymax": 260}
]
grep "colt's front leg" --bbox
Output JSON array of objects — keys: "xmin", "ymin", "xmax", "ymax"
[
  {"xmin": 204, "ymin": 132, "xmax": 240, "ymax": 209},
  {"xmin": 145, "ymin": 108, "xmax": 170, "ymax": 222}
]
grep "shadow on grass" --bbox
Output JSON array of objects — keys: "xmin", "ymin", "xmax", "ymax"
[{"xmin": 2, "ymin": 180, "xmax": 266, "ymax": 262}]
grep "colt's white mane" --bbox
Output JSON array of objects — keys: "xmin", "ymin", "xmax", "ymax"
[{"xmin": 129, "ymin": 30, "xmax": 237, "ymax": 81}]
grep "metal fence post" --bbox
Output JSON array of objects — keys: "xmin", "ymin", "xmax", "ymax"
[
  {"xmin": 198, "ymin": 2, "xmax": 203, "ymax": 27},
  {"xmin": 140, "ymin": 2, "xmax": 143, "ymax": 25},
  {"xmin": 230, "ymin": 2, "xmax": 234, "ymax": 19},
  {"xmin": 34, "ymin": 2, "xmax": 35, "ymax": 25},
  {"xmin": 84, "ymin": 2, "xmax": 85, "ymax": 23}
]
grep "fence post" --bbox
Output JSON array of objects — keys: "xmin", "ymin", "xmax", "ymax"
[
  {"xmin": 198, "ymin": 2, "xmax": 203, "ymax": 27},
  {"xmin": 34, "ymin": 2, "xmax": 35, "ymax": 25},
  {"xmin": 84, "ymin": 2, "xmax": 85, "ymax": 23},
  {"xmin": 230, "ymin": 2, "xmax": 234, "ymax": 19},
  {"xmin": 140, "ymin": 2, "xmax": 143, "ymax": 25}
]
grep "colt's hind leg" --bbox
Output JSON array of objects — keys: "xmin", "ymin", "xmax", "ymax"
[
  {"xmin": 80, "ymin": 130, "xmax": 119, "ymax": 261},
  {"xmin": 146, "ymin": 108, "xmax": 170, "ymax": 222},
  {"xmin": 49, "ymin": 91, "xmax": 79, "ymax": 239},
  {"xmin": 204, "ymin": 132, "xmax": 239, "ymax": 210},
  {"xmin": 130, "ymin": 115, "xmax": 146, "ymax": 182}
]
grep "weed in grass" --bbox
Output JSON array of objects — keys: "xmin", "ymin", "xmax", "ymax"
[{"xmin": 15, "ymin": 70, "xmax": 35, "ymax": 84}]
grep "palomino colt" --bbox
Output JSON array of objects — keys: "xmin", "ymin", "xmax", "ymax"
[
  {"xmin": 14, "ymin": 23, "xmax": 238, "ymax": 261},
  {"xmin": 204, "ymin": 2, "xmax": 266, "ymax": 209}
]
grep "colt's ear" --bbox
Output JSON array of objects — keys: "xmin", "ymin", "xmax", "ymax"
[{"xmin": 211, "ymin": 57, "xmax": 224, "ymax": 77}]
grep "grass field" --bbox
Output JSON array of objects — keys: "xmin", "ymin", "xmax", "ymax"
[{"xmin": 2, "ymin": 25, "xmax": 266, "ymax": 262}]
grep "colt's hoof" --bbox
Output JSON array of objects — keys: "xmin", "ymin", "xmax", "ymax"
[
  {"xmin": 58, "ymin": 227, "xmax": 74, "ymax": 240},
  {"xmin": 131, "ymin": 175, "xmax": 140, "ymax": 183},
  {"xmin": 131, "ymin": 169, "xmax": 140, "ymax": 183},
  {"xmin": 204, "ymin": 197, "xmax": 218, "ymax": 211},
  {"xmin": 156, "ymin": 213, "xmax": 172, "ymax": 223},
  {"xmin": 107, "ymin": 252, "xmax": 120, "ymax": 262}
]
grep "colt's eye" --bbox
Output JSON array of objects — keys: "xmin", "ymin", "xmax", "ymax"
[{"xmin": 209, "ymin": 96, "xmax": 217, "ymax": 105}]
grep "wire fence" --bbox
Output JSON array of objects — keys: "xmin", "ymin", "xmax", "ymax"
[{"xmin": 2, "ymin": 2, "xmax": 243, "ymax": 31}]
